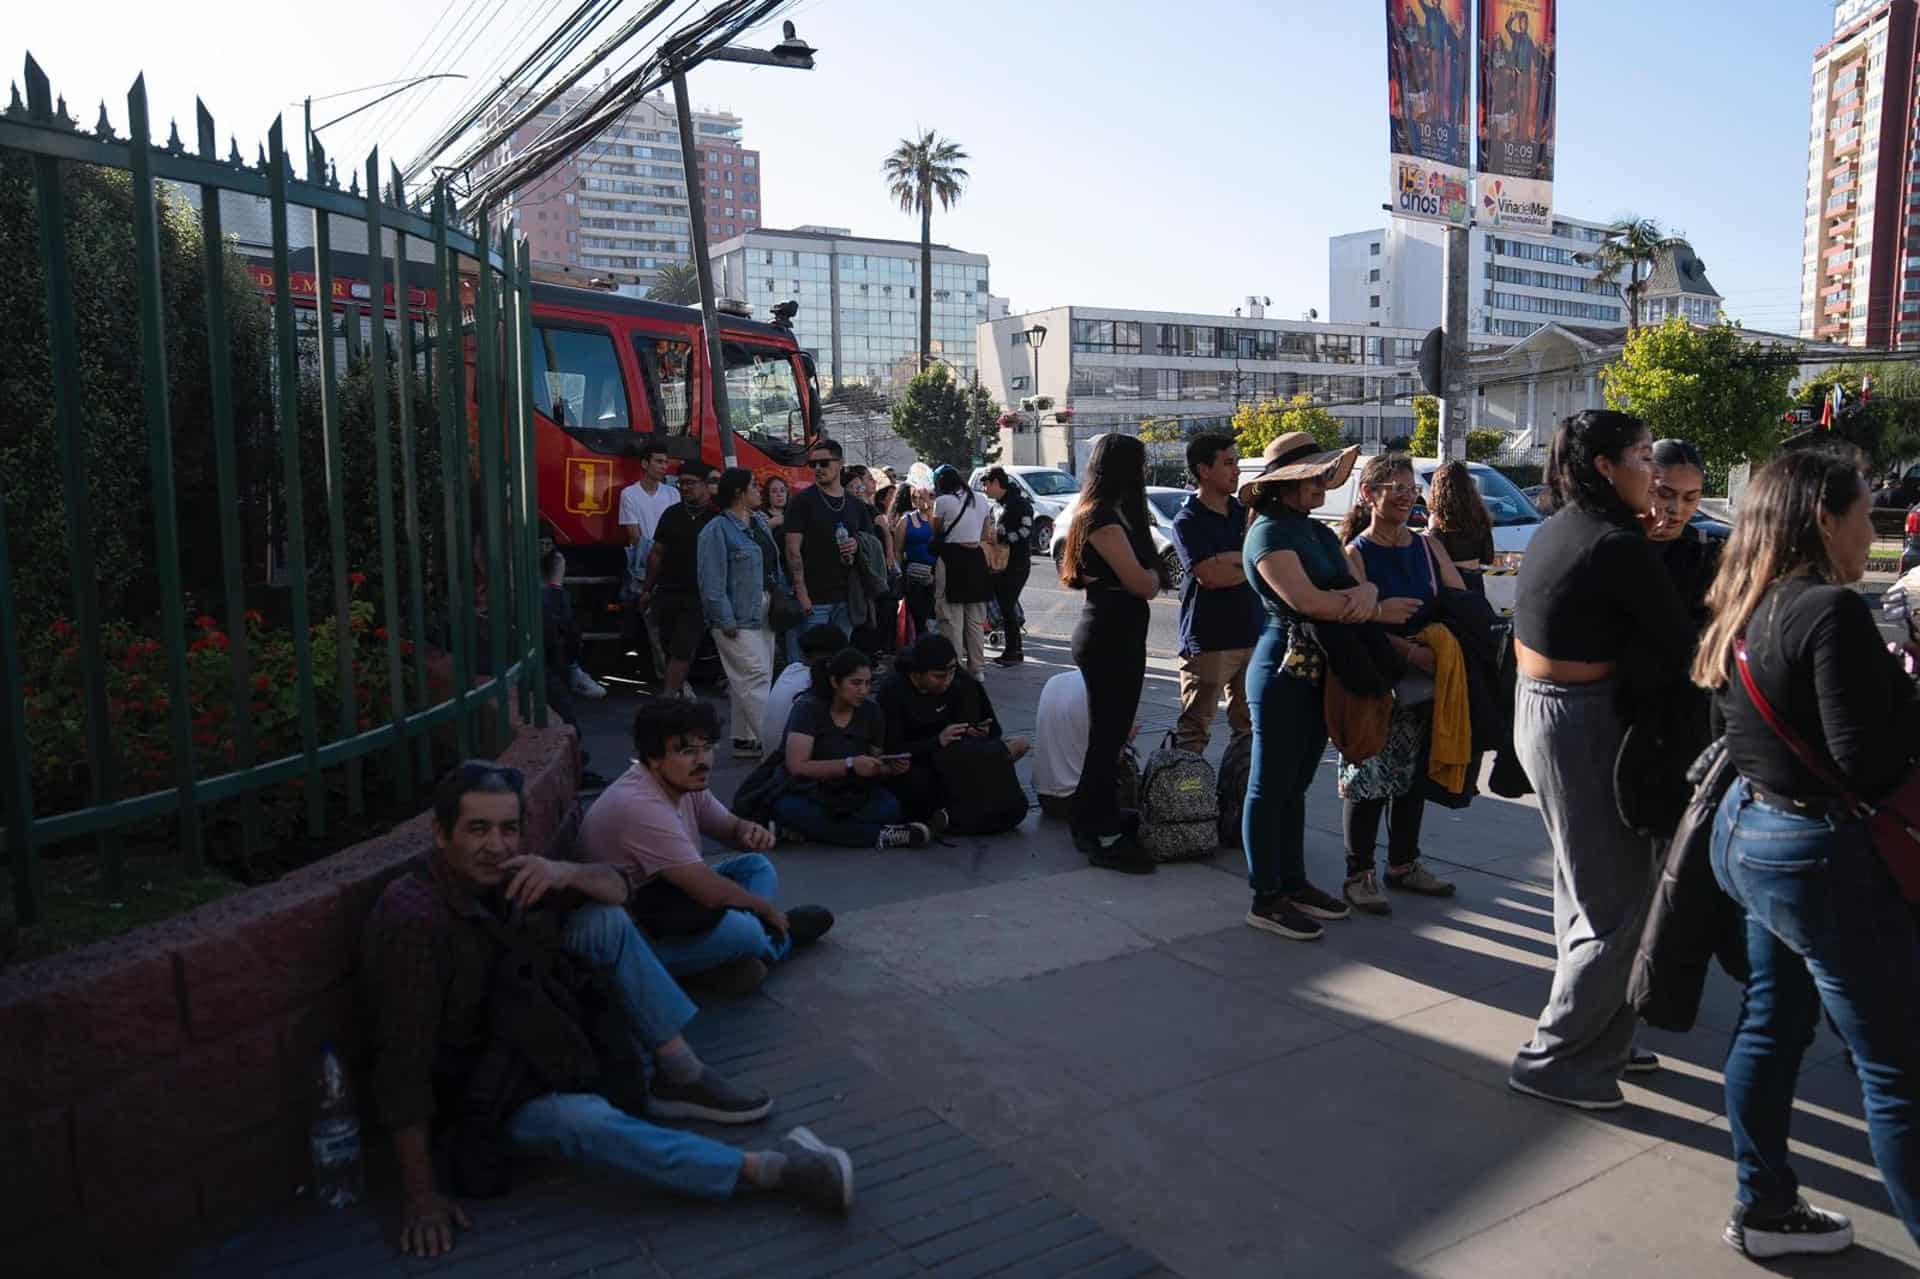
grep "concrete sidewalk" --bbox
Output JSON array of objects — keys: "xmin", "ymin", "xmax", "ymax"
[{"xmin": 197, "ymin": 635, "xmax": 1920, "ymax": 1278}]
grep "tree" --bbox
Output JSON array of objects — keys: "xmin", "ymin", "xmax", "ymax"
[
  {"xmin": 1233, "ymin": 394, "xmax": 1345, "ymax": 460},
  {"xmin": 1466, "ymin": 430, "xmax": 1507, "ymax": 462},
  {"xmin": 1601, "ymin": 318, "xmax": 1796, "ymax": 477},
  {"xmin": 820, "ymin": 382, "xmax": 898, "ymax": 465},
  {"xmin": 881, "ymin": 130, "xmax": 969, "ymax": 373},
  {"xmin": 1584, "ymin": 217, "xmax": 1666, "ymax": 331},
  {"xmin": 647, "ymin": 260, "xmax": 701, "ymax": 306},
  {"xmin": 1410, "ymin": 394, "xmax": 1440, "ymax": 456},
  {"xmin": 1137, "ymin": 416, "xmax": 1185, "ymax": 444},
  {"xmin": 1795, "ymin": 363, "xmax": 1920, "ymax": 476},
  {"xmin": 889, "ymin": 365, "xmax": 1001, "ymax": 470}
]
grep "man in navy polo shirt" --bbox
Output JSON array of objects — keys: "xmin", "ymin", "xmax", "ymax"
[{"xmin": 1169, "ymin": 433, "xmax": 1262, "ymax": 755}]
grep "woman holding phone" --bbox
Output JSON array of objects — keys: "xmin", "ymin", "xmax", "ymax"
[{"xmin": 774, "ymin": 647, "xmax": 931, "ymax": 850}]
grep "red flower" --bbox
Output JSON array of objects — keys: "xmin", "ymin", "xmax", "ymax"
[
  {"xmin": 51, "ymin": 617, "xmax": 74, "ymax": 639},
  {"xmin": 250, "ymin": 700, "xmax": 268, "ymax": 715},
  {"xmin": 253, "ymin": 674, "xmax": 272, "ymax": 692},
  {"xmin": 208, "ymin": 631, "xmax": 230, "ymax": 650},
  {"xmin": 244, "ymin": 609, "xmax": 264, "ymax": 626},
  {"xmin": 349, "ymin": 572, "xmax": 367, "ymax": 589},
  {"xmin": 192, "ymin": 731, "xmax": 217, "ymax": 747},
  {"xmin": 195, "ymin": 614, "xmax": 217, "ymax": 630},
  {"xmin": 374, "ymin": 627, "xmax": 388, "ymax": 641}
]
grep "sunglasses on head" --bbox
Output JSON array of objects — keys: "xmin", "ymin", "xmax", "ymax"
[{"xmin": 456, "ymin": 759, "xmax": 525, "ymax": 788}]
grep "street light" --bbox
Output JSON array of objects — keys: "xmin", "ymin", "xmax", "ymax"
[
  {"xmin": 1023, "ymin": 324, "xmax": 1047, "ymax": 466},
  {"xmin": 671, "ymin": 21, "xmax": 817, "ymax": 467}
]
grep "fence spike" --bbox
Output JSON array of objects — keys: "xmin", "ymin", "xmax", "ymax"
[
  {"xmin": 194, "ymin": 99, "xmax": 214, "ymax": 157},
  {"xmin": 389, "ymin": 161, "xmax": 406, "ymax": 209},
  {"xmin": 23, "ymin": 54, "xmax": 48, "ymax": 115},
  {"xmin": 229, "ymin": 135, "xmax": 242, "ymax": 165},
  {"xmin": 256, "ymin": 140, "xmax": 268, "ymax": 171},
  {"xmin": 307, "ymin": 132, "xmax": 324, "ymax": 183},
  {"xmin": 55, "ymin": 93, "xmax": 71, "ymax": 126},
  {"xmin": 96, "ymin": 99, "xmax": 112, "ymax": 138},
  {"xmin": 349, "ymin": 170, "xmax": 360, "ymax": 196},
  {"xmin": 6, "ymin": 81, "xmax": 21, "ymax": 117},
  {"xmin": 328, "ymin": 157, "xmax": 338, "ymax": 188},
  {"xmin": 166, "ymin": 116, "xmax": 183, "ymax": 151}
]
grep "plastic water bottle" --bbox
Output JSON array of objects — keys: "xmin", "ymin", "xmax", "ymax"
[
  {"xmin": 834, "ymin": 521, "xmax": 850, "ymax": 559},
  {"xmin": 310, "ymin": 1043, "xmax": 366, "ymax": 1208}
]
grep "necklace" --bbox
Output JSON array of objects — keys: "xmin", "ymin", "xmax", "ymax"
[
  {"xmin": 816, "ymin": 487, "xmax": 847, "ymax": 513},
  {"xmin": 1370, "ymin": 523, "xmax": 1413, "ymax": 548}
]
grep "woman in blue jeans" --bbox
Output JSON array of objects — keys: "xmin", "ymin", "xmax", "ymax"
[
  {"xmin": 1236, "ymin": 433, "xmax": 1371, "ymax": 941},
  {"xmin": 1694, "ymin": 448, "xmax": 1920, "ymax": 1258},
  {"xmin": 775, "ymin": 647, "xmax": 931, "ymax": 850}
]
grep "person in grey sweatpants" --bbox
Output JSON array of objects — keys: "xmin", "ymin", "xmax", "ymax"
[{"xmin": 1508, "ymin": 675, "xmax": 1660, "ymax": 1110}]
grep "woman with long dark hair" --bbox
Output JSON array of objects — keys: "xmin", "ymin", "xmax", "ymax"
[
  {"xmin": 1507, "ymin": 410, "xmax": 1692, "ymax": 1112},
  {"xmin": 1427, "ymin": 460, "xmax": 1496, "ymax": 573},
  {"xmin": 1335, "ymin": 453, "xmax": 1464, "ymax": 913},
  {"xmin": 1695, "ymin": 448, "xmax": 1919, "ymax": 1258},
  {"xmin": 1237, "ymin": 432, "xmax": 1368, "ymax": 940},
  {"xmin": 763, "ymin": 474, "xmax": 790, "ymax": 535},
  {"xmin": 1645, "ymin": 439, "xmax": 1719, "ymax": 633},
  {"xmin": 774, "ymin": 648, "xmax": 929, "ymax": 850},
  {"xmin": 1058, "ymin": 434, "xmax": 1161, "ymax": 874}
]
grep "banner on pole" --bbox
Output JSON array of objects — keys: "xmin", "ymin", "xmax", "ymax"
[
  {"xmin": 1386, "ymin": 0, "xmax": 1473, "ymax": 226},
  {"xmin": 1477, "ymin": 0, "xmax": 1556, "ymax": 233}
]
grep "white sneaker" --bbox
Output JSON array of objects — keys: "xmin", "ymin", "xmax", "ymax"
[{"xmin": 570, "ymin": 666, "xmax": 608, "ymax": 699}]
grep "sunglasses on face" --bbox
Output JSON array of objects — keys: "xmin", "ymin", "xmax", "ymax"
[{"xmin": 809, "ymin": 458, "xmax": 836, "ymax": 469}]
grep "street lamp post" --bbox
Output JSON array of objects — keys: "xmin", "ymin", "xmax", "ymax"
[
  {"xmin": 1023, "ymin": 323, "xmax": 1047, "ymax": 467},
  {"xmin": 670, "ymin": 22, "xmax": 815, "ymax": 468}
]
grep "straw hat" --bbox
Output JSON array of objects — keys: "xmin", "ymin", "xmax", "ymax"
[{"xmin": 1237, "ymin": 432, "xmax": 1361, "ymax": 504}]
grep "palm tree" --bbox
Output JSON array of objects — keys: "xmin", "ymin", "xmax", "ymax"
[
  {"xmin": 881, "ymin": 130, "xmax": 970, "ymax": 372},
  {"xmin": 648, "ymin": 260, "xmax": 702, "ymax": 307},
  {"xmin": 1580, "ymin": 217, "xmax": 1665, "ymax": 331}
]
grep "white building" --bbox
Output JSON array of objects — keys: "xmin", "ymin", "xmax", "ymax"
[
  {"xmin": 977, "ymin": 304, "xmax": 1428, "ymax": 472},
  {"xmin": 711, "ymin": 226, "xmax": 991, "ymax": 393},
  {"xmin": 1330, "ymin": 215, "xmax": 1626, "ymax": 340}
]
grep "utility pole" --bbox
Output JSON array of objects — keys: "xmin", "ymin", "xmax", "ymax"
[
  {"xmin": 1438, "ymin": 223, "xmax": 1471, "ymax": 461},
  {"xmin": 671, "ymin": 65, "xmax": 735, "ymax": 467}
]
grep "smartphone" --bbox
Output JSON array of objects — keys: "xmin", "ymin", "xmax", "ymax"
[{"xmin": 881, "ymin": 753, "xmax": 912, "ymax": 763}]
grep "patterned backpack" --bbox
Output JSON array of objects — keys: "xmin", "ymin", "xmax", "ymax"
[{"xmin": 1137, "ymin": 732, "xmax": 1220, "ymax": 862}]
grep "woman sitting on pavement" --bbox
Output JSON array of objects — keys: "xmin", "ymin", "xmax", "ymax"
[
  {"xmin": 697, "ymin": 467, "xmax": 777, "ymax": 760},
  {"xmin": 1694, "ymin": 447, "xmax": 1920, "ymax": 1259},
  {"xmin": 775, "ymin": 647, "xmax": 931, "ymax": 850},
  {"xmin": 1336, "ymin": 453, "xmax": 1464, "ymax": 914},
  {"xmin": 875, "ymin": 633, "xmax": 1030, "ymax": 824}
]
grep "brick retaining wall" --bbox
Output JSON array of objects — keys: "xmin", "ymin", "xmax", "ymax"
[{"xmin": 0, "ymin": 723, "xmax": 580, "ymax": 1275}]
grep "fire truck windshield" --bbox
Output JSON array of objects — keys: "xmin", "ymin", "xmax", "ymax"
[{"xmin": 722, "ymin": 343, "xmax": 809, "ymax": 460}]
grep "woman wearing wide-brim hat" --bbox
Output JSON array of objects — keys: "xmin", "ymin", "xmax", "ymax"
[{"xmin": 1235, "ymin": 432, "xmax": 1382, "ymax": 941}]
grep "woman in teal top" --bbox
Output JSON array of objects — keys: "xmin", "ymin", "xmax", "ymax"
[{"xmin": 1238, "ymin": 433, "xmax": 1379, "ymax": 942}]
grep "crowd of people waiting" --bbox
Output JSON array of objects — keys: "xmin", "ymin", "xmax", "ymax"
[{"xmin": 372, "ymin": 410, "xmax": 1920, "ymax": 1264}]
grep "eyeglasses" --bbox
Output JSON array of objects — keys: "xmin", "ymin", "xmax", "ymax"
[{"xmin": 1373, "ymin": 484, "xmax": 1419, "ymax": 497}]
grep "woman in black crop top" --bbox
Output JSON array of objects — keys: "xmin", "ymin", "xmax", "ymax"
[
  {"xmin": 1057, "ymin": 435, "xmax": 1162, "ymax": 873},
  {"xmin": 1692, "ymin": 448, "xmax": 1920, "ymax": 1252},
  {"xmin": 1508, "ymin": 411, "xmax": 1693, "ymax": 1115}
]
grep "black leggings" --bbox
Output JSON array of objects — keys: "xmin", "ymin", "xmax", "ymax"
[
  {"xmin": 994, "ymin": 556, "xmax": 1031, "ymax": 656},
  {"xmin": 1071, "ymin": 595, "xmax": 1148, "ymax": 839},
  {"xmin": 904, "ymin": 573, "xmax": 936, "ymax": 637},
  {"xmin": 1343, "ymin": 794, "xmax": 1428, "ymax": 877}
]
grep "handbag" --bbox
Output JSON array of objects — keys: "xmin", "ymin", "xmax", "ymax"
[{"xmin": 1735, "ymin": 639, "xmax": 1920, "ymax": 901}]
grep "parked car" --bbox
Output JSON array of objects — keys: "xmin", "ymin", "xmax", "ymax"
[
  {"xmin": 1873, "ymin": 463, "xmax": 1920, "ymax": 509},
  {"xmin": 1048, "ymin": 486, "xmax": 1191, "ymax": 591},
  {"xmin": 1235, "ymin": 455, "xmax": 1543, "ymax": 616},
  {"xmin": 1691, "ymin": 510, "xmax": 1732, "ymax": 542},
  {"xmin": 1902, "ymin": 503, "xmax": 1920, "ymax": 575},
  {"xmin": 969, "ymin": 465, "xmax": 1080, "ymax": 555}
]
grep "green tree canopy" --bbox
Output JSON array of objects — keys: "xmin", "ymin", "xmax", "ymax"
[
  {"xmin": 1601, "ymin": 318, "xmax": 1795, "ymax": 476},
  {"xmin": 1233, "ymin": 394, "xmax": 1344, "ymax": 460},
  {"xmin": 1137, "ymin": 416, "xmax": 1185, "ymax": 444},
  {"xmin": 880, "ymin": 130, "xmax": 969, "ymax": 371},
  {"xmin": 889, "ymin": 365, "xmax": 1001, "ymax": 470},
  {"xmin": 1410, "ymin": 394, "xmax": 1440, "ymax": 456}
]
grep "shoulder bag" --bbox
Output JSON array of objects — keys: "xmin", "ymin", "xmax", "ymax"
[{"xmin": 1735, "ymin": 638, "xmax": 1920, "ymax": 901}]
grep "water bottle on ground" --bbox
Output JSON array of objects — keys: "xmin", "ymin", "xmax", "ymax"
[{"xmin": 310, "ymin": 1042, "xmax": 366, "ymax": 1208}]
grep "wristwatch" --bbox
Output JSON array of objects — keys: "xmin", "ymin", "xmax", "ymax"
[{"xmin": 843, "ymin": 756, "xmax": 854, "ymax": 775}]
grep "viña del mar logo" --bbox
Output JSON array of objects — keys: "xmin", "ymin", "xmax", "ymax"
[{"xmin": 1483, "ymin": 180, "xmax": 1550, "ymax": 223}]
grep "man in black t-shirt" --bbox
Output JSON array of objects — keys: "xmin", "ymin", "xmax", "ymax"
[
  {"xmin": 783, "ymin": 439, "xmax": 874, "ymax": 637},
  {"xmin": 642, "ymin": 462, "xmax": 716, "ymax": 698}
]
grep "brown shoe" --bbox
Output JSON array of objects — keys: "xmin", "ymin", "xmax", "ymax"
[
  {"xmin": 681, "ymin": 957, "xmax": 767, "ymax": 997},
  {"xmin": 1386, "ymin": 861, "xmax": 1456, "ymax": 897},
  {"xmin": 1343, "ymin": 870, "xmax": 1392, "ymax": 916}
]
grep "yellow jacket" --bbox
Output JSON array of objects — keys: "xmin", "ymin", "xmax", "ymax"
[{"xmin": 1417, "ymin": 621, "xmax": 1472, "ymax": 795}]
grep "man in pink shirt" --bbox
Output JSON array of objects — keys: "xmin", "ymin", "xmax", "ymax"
[{"xmin": 582, "ymin": 698, "xmax": 833, "ymax": 995}]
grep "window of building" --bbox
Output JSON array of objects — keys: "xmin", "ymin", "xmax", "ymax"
[
  {"xmin": 744, "ymin": 155, "xmax": 756, "ymax": 167},
  {"xmin": 532, "ymin": 326, "xmax": 631, "ymax": 437},
  {"xmin": 1369, "ymin": 242, "xmax": 1381, "ymax": 256},
  {"xmin": 1369, "ymin": 295, "xmax": 1381, "ymax": 308},
  {"xmin": 634, "ymin": 336, "xmax": 694, "ymax": 435},
  {"xmin": 1369, "ymin": 268, "xmax": 1381, "ymax": 282},
  {"xmin": 1070, "ymin": 318, "xmax": 1143, "ymax": 353}
]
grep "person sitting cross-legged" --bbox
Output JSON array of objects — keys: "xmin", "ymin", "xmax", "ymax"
[
  {"xmin": 581, "ymin": 698, "xmax": 834, "ymax": 997},
  {"xmin": 774, "ymin": 647, "xmax": 931, "ymax": 850},
  {"xmin": 875, "ymin": 633, "xmax": 1029, "ymax": 825},
  {"xmin": 761, "ymin": 623, "xmax": 848, "ymax": 756},
  {"xmin": 362, "ymin": 762, "xmax": 855, "ymax": 1261}
]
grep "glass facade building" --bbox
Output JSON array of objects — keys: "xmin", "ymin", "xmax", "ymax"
[{"xmin": 712, "ymin": 228, "xmax": 991, "ymax": 392}]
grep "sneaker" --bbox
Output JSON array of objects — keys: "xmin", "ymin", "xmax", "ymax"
[
  {"xmin": 1386, "ymin": 861, "xmax": 1456, "ymax": 897},
  {"xmin": 647, "ymin": 1068, "xmax": 773, "ymax": 1124},
  {"xmin": 1247, "ymin": 893, "xmax": 1324, "ymax": 941},
  {"xmin": 732, "ymin": 738, "xmax": 763, "ymax": 760},
  {"xmin": 876, "ymin": 823, "xmax": 931, "ymax": 851},
  {"xmin": 569, "ymin": 666, "xmax": 609, "ymax": 699},
  {"xmin": 992, "ymin": 653, "xmax": 1024, "ymax": 667},
  {"xmin": 681, "ymin": 956, "xmax": 768, "ymax": 998},
  {"xmin": 787, "ymin": 904, "xmax": 834, "ymax": 947},
  {"xmin": 1077, "ymin": 831, "xmax": 1156, "ymax": 875},
  {"xmin": 1288, "ymin": 882, "xmax": 1351, "ymax": 921},
  {"xmin": 928, "ymin": 808, "xmax": 951, "ymax": 838},
  {"xmin": 1343, "ymin": 871, "xmax": 1392, "ymax": 916},
  {"xmin": 1725, "ymin": 1198, "xmax": 1853, "ymax": 1259},
  {"xmin": 1625, "ymin": 1048, "xmax": 1661, "ymax": 1074},
  {"xmin": 778, "ymin": 1126, "xmax": 854, "ymax": 1212},
  {"xmin": 1505, "ymin": 1076, "xmax": 1624, "ymax": 1112}
]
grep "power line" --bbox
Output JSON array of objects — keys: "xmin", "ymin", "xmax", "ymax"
[{"xmin": 341, "ymin": 0, "xmax": 525, "ymax": 161}]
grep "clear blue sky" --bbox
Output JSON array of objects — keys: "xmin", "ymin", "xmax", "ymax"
[{"xmin": 13, "ymin": 0, "xmax": 1835, "ymax": 331}]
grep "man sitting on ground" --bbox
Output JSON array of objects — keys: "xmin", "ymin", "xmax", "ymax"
[
  {"xmin": 875, "ymin": 634, "xmax": 1028, "ymax": 824},
  {"xmin": 362, "ymin": 762, "xmax": 853, "ymax": 1260},
  {"xmin": 582, "ymin": 699, "xmax": 833, "ymax": 996},
  {"xmin": 761, "ymin": 623, "xmax": 846, "ymax": 753},
  {"xmin": 1031, "ymin": 668, "xmax": 1140, "ymax": 820}
]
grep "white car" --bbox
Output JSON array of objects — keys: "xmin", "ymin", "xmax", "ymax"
[
  {"xmin": 1234, "ymin": 454, "xmax": 1541, "ymax": 616},
  {"xmin": 970, "ymin": 465, "xmax": 1080, "ymax": 555},
  {"xmin": 1048, "ymin": 486, "xmax": 1192, "ymax": 590}
]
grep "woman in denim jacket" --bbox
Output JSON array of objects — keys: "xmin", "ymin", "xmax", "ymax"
[{"xmin": 699, "ymin": 468, "xmax": 778, "ymax": 759}]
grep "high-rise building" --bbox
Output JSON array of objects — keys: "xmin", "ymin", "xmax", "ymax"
[
  {"xmin": 1799, "ymin": 0, "xmax": 1918, "ymax": 348},
  {"xmin": 711, "ymin": 227, "xmax": 991, "ymax": 392},
  {"xmin": 476, "ymin": 90, "xmax": 759, "ymax": 289}
]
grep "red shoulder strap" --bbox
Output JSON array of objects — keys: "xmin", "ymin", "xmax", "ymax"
[{"xmin": 1733, "ymin": 639, "xmax": 1854, "ymax": 801}]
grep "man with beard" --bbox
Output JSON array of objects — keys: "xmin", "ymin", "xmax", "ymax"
[{"xmin": 581, "ymin": 698, "xmax": 834, "ymax": 996}]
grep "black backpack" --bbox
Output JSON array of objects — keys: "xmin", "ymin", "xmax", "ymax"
[
  {"xmin": 1216, "ymin": 733, "xmax": 1254, "ymax": 849},
  {"xmin": 933, "ymin": 737, "xmax": 1029, "ymax": 835}
]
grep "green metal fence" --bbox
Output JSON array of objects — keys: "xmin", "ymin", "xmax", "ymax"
[{"xmin": 0, "ymin": 55, "xmax": 547, "ymax": 926}]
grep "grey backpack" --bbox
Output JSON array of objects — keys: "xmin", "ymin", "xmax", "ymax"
[{"xmin": 1137, "ymin": 732, "xmax": 1220, "ymax": 862}]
